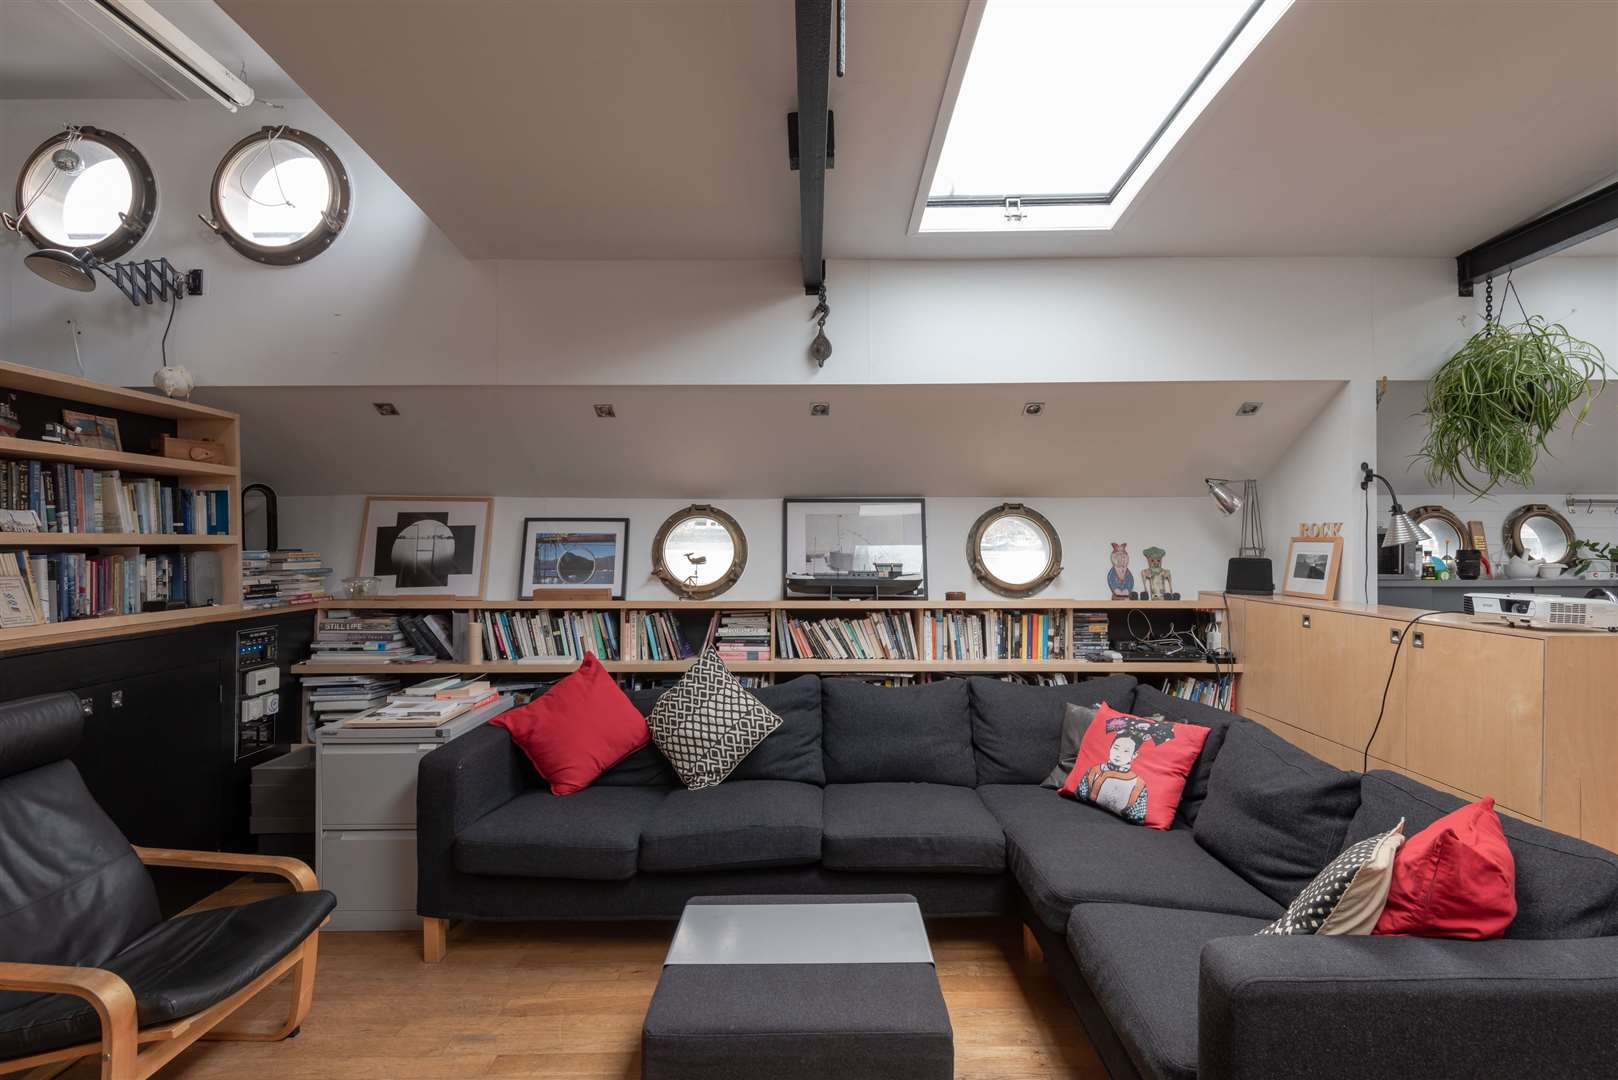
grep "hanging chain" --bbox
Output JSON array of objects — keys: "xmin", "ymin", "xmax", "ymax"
[{"xmin": 1483, "ymin": 276, "xmax": 1494, "ymax": 329}]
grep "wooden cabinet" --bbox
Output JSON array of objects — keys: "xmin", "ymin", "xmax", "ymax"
[
  {"xmin": 1235, "ymin": 599, "xmax": 1299, "ymax": 721},
  {"xmin": 1301, "ymin": 609, "xmax": 1408, "ymax": 763}
]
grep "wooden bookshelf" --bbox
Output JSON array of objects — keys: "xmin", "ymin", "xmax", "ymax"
[
  {"xmin": 0, "ymin": 360, "xmax": 242, "ymax": 646},
  {"xmin": 295, "ymin": 597, "xmax": 1238, "ymax": 680}
]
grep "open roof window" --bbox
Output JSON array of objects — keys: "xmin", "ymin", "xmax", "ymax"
[{"xmin": 915, "ymin": 0, "xmax": 1292, "ymax": 234}]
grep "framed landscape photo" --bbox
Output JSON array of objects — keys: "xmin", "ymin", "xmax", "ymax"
[
  {"xmin": 782, "ymin": 497, "xmax": 927, "ymax": 598},
  {"xmin": 61, "ymin": 410, "xmax": 122, "ymax": 451},
  {"xmin": 518, "ymin": 517, "xmax": 629, "ymax": 599},
  {"xmin": 1283, "ymin": 535, "xmax": 1344, "ymax": 600},
  {"xmin": 356, "ymin": 496, "xmax": 493, "ymax": 598}
]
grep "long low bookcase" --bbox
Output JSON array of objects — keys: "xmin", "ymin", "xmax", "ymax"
[{"xmin": 291, "ymin": 597, "xmax": 1240, "ymax": 678}]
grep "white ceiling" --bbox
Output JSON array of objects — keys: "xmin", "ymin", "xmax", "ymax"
[
  {"xmin": 211, "ymin": 0, "xmax": 1618, "ymax": 261},
  {"xmin": 0, "ymin": 0, "xmax": 304, "ymax": 101},
  {"xmin": 192, "ymin": 380, "xmax": 1344, "ymax": 497},
  {"xmin": 1378, "ymin": 379, "xmax": 1618, "ymax": 496}
]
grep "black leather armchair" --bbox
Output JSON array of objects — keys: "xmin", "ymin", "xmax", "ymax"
[{"xmin": 0, "ymin": 692, "xmax": 335, "ymax": 1079}]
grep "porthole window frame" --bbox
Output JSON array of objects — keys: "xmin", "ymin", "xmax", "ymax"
[
  {"xmin": 207, "ymin": 126, "xmax": 351, "ymax": 266},
  {"xmin": 1503, "ymin": 503, "xmax": 1576, "ymax": 566},
  {"xmin": 967, "ymin": 502, "xmax": 1063, "ymax": 597},
  {"xmin": 13, "ymin": 125, "xmax": 156, "ymax": 261},
  {"xmin": 1407, "ymin": 505, "xmax": 1469, "ymax": 559},
  {"xmin": 652, "ymin": 504, "xmax": 748, "ymax": 599}
]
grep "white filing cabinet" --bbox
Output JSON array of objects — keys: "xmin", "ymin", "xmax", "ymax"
[{"xmin": 315, "ymin": 697, "xmax": 509, "ymax": 931}]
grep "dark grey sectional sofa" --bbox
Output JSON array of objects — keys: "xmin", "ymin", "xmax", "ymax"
[{"xmin": 417, "ymin": 673, "xmax": 1618, "ymax": 1080}]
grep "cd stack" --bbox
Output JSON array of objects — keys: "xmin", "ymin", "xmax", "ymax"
[{"xmin": 1071, "ymin": 610, "xmax": 1112, "ymax": 659}]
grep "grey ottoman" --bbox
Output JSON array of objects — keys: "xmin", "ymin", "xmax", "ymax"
[{"xmin": 642, "ymin": 894, "xmax": 953, "ymax": 1080}]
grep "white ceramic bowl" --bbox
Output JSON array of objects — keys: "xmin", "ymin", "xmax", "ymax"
[{"xmin": 1537, "ymin": 564, "xmax": 1566, "ymax": 579}]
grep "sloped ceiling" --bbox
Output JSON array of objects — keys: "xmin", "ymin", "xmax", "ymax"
[
  {"xmin": 193, "ymin": 379, "xmax": 1343, "ymax": 496},
  {"xmin": 215, "ymin": 0, "xmax": 1618, "ymax": 260}
]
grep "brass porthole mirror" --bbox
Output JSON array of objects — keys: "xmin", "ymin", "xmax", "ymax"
[
  {"xmin": 1407, "ymin": 506, "xmax": 1469, "ymax": 561},
  {"xmin": 1503, "ymin": 503, "xmax": 1576, "ymax": 565},
  {"xmin": 652, "ymin": 504, "xmax": 747, "ymax": 598},
  {"xmin": 966, "ymin": 502, "xmax": 1062, "ymax": 596}
]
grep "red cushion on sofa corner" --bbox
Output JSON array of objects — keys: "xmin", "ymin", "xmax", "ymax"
[
  {"xmin": 1373, "ymin": 797, "xmax": 1517, "ymax": 939},
  {"xmin": 491, "ymin": 653, "xmax": 649, "ymax": 795}
]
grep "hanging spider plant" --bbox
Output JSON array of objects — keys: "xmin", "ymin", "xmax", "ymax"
[{"xmin": 1417, "ymin": 314, "xmax": 1607, "ymax": 498}]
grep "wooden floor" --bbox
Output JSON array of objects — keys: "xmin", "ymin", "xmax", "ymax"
[{"xmin": 29, "ymin": 892, "xmax": 1103, "ymax": 1080}]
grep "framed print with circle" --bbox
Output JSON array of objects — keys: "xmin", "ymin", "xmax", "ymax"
[
  {"xmin": 1282, "ymin": 535, "xmax": 1343, "ymax": 600},
  {"xmin": 356, "ymin": 496, "xmax": 492, "ymax": 598},
  {"xmin": 519, "ymin": 517, "xmax": 629, "ymax": 599}
]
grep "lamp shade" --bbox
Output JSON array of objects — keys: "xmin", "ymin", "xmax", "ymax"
[
  {"xmin": 1382, "ymin": 507, "xmax": 1424, "ymax": 548},
  {"xmin": 1205, "ymin": 478, "xmax": 1242, "ymax": 516},
  {"xmin": 23, "ymin": 249, "xmax": 96, "ymax": 292}
]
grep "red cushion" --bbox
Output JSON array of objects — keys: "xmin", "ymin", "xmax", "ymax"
[
  {"xmin": 490, "ymin": 653, "xmax": 649, "ymax": 795},
  {"xmin": 1374, "ymin": 797, "xmax": 1517, "ymax": 939},
  {"xmin": 1059, "ymin": 703, "xmax": 1209, "ymax": 830}
]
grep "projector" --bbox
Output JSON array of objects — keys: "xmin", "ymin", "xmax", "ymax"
[{"xmin": 1464, "ymin": 592, "xmax": 1618, "ymax": 632}]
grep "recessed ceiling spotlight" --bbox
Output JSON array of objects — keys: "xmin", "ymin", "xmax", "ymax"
[
  {"xmin": 1236, "ymin": 401, "xmax": 1263, "ymax": 416},
  {"xmin": 809, "ymin": 402, "xmax": 831, "ymax": 417},
  {"xmin": 372, "ymin": 402, "xmax": 399, "ymax": 416},
  {"xmin": 1023, "ymin": 402, "xmax": 1045, "ymax": 416},
  {"xmin": 594, "ymin": 403, "xmax": 616, "ymax": 418}
]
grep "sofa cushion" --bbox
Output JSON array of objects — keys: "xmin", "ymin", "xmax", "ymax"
[
  {"xmin": 1130, "ymin": 684, "xmax": 1244, "ymax": 825},
  {"xmin": 822, "ymin": 678, "xmax": 975, "ymax": 786},
  {"xmin": 613, "ymin": 676, "xmax": 825, "ymax": 786},
  {"xmin": 640, "ymin": 781, "xmax": 822, "ymax": 873},
  {"xmin": 977, "ymin": 785, "xmax": 1281, "ymax": 933},
  {"xmin": 491, "ymin": 653, "xmax": 649, "ymax": 795},
  {"xmin": 822, "ymin": 783, "xmax": 1005, "ymax": 874},
  {"xmin": 1347, "ymin": 770, "xmax": 1618, "ymax": 940},
  {"xmin": 1058, "ymin": 705, "xmax": 1210, "ymax": 830},
  {"xmin": 1193, "ymin": 721, "xmax": 1361, "ymax": 905},
  {"xmin": 594, "ymin": 690, "xmax": 682, "ymax": 787},
  {"xmin": 649, "ymin": 648, "xmax": 784, "ymax": 790},
  {"xmin": 1067, "ymin": 903, "xmax": 1271, "ymax": 1080},
  {"xmin": 455, "ymin": 786, "xmax": 668, "ymax": 881},
  {"xmin": 968, "ymin": 674, "xmax": 1138, "ymax": 785}
]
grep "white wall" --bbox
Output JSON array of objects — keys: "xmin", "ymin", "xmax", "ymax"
[{"xmin": 263, "ymin": 494, "xmax": 1240, "ymax": 603}]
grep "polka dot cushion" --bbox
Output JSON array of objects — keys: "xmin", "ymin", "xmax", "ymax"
[{"xmin": 1257, "ymin": 820, "xmax": 1405, "ymax": 936}]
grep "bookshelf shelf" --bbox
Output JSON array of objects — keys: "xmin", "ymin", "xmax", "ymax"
[
  {"xmin": 313, "ymin": 598, "xmax": 1224, "ymax": 612},
  {"xmin": 0, "ymin": 360, "xmax": 243, "ymax": 649},
  {"xmin": 292, "ymin": 659, "xmax": 1244, "ymax": 676}
]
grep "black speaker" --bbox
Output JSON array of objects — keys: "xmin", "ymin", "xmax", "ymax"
[{"xmin": 1225, "ymin": 557, "xmax": 1274, "ymax": 595}]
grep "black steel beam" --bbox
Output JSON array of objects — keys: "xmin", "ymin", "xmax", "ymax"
[
  {"xmin": 794, "ymin": 0, "xmax": 832, "ymax": 295},
  {"xmin": 1455, "ymin": 181, "xmax": 1618, "ymax": 297}
]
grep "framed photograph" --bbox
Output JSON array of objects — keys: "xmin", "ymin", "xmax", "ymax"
[
  {"xmin": 518, "ymin": 517, "xmax": 629, "ymax": 599},
  {"xmin": 1283, "ymin": 535, "xmax": 1344, "ymax": 600},
  {"xmin": 356, "ymin": 496, "xmax": 493, "ymax": 598},
  {"xmin": 61, "ymin": 410, "xmax": 122, "ymax": 451},
  {"xmin": 782, "ymin": 497, "xmax": 927, "ymax": 598}
]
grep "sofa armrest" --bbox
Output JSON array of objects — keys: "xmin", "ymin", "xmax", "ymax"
[
  {"xmin": 416, "ymin": 723, "xmax": 528, "ymax": 916},
  {"xmin": 1199, "ymin": 934, "xmax": 1618, "ymax": 1080}
]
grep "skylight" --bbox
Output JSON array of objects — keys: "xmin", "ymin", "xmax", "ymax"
[{"xmin": 916, "ymin": 0, "xmax": 1292, "ymax": 234}]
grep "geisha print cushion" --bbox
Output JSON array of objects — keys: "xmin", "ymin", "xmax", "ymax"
[{"xmin": 1058, "ymin": 703, "xmax": 1210, "ymax": 830}]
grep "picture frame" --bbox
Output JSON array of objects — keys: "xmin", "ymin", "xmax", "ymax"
[
  {"xmin": 518, "ymin": 517, "xmax": 630, "ymax": 600},
  {"xmin": 355, "ymin": 496, "xmax": 493, "ymax": 598},
  {"xmin": 782, "ymin": 497, "xmax": 927, "ymax": 599},
  {"xmin": 61, "ymin": 410, "xmax": 122, "ymax": 451},
  {"xmin": 1282, "ymin": 535, "xmax": 1344, "ymax": 600}
]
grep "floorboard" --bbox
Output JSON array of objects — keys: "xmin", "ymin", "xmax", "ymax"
[{"xmin": 20, "ymin": 882, "xmax": 1103, "ymax": 1080}]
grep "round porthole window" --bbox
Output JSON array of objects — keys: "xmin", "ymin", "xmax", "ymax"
[
  {"xmin": 11, "ymin": 126, "xmax": 155, "ymax": 260},
  {"xmin": 208, "ymin": 126, "xmax": 350, "ymax": 264},
  {"xmin": 652, "ymin": 505, "xmax": 747, "ymax": 599},
  {"xmin": 967, "ymin": 503, "xmax": 1062, "ymax": 596}
]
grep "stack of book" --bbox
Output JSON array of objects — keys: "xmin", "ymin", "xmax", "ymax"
[
  {"xmin": 921, "ymin": 611, "xmax": 987, "ymax": 661},
  {"xmin": 713, "ymin": 611, "xmax": 771, "ymax": 663},
  {"xmin": 483, "ymin": 609, "xmax": 619, "ymax": 662},
  {"xmin": 242, "ymin": 549, "xmax": 333, "ymax": 609},
  {"xmin": 996, "ymin": 672, "xmax": 1074, "ymax": 686},
  {"xmin": 991, "ymin": 611, "xmax": 1063, "ymax": 660},
  {"xmin": 627, "ymin": 610, "xmax": 696, "ymax": 661},
  {"xmin": 1071, "ymin": 610, "xmax": 1113, "ymax": 658},
  {"xmin": 342, "ymin": 679, "xmax": 500, "ymax": 729},
  {"xmin": 0, "ymin": 548, "xmax": 203, "ymax": 623},
  {"xmin": 397, "ymin": 611, "xmax": 456, "ymax": 660},
  {"xmin": 777, "ymin": 611, "xmax": 919, "ymax": 661},
  {"xmin": 306, "ymin": 611, "xmax": 426, "ymax": 663},
  {"xmin": 1161, "ymin": 674, "xmax": 1235, "ymax": 710},
  {"xmin": 0, "ymin": 460, "xmax": 226, "ymax": 534},
  {"xmin": 302, "ymin": 674, "xmax": 401, "ymax": 731}
]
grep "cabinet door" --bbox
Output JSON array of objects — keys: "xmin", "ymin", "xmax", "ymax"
[
  {"xmin": 1299, "ymin": 611, "xmax": 1408, "ymax": 763},
  {"xmin": 1237, "ymin": 601, "xmax": 1301, "ymax": 722},
  {"xmin": 1404, "ymin": 626, "xmax": 1543, "ymax": 818}
]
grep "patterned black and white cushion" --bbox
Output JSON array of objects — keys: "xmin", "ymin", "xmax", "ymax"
[
  {"xmin": 648, "ymin": 647, "xmax": 783, "ymax": 790},
  {"xmin": 1257, "ymin": 820, "xmax": 1405, "ymax": 936}
]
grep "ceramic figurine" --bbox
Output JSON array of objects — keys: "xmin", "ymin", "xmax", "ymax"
[
  {"xmin": 153, "ymin": 364, "xmax": 195, "ymax": 401},
  {"xmin": 1141, "ymin": 546, "xmax": 1173, "ymax": 601},
  {"xmin": 1106, "ymin": 543, "xmax": 1134, "ymax": 599}
]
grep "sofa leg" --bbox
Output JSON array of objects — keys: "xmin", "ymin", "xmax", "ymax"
[
  {"xmin": 423, "ymin": 917, "xmax": 449, "ymax": 963},
  {"xmin": 1022, "ymin": 924, "xmax": 1043, "ymax": 965}
]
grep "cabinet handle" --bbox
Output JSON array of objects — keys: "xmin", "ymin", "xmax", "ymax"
[
  {"xmin": 1412, "ymin": 631, "xmax": 1424, "ymax": 649},
  {"xmin": 1389, "ymin": 628, "xmax": 1402, "ymax": 644},
  {"xmin": 1301, "ymin": 615, "xmax": 1311, "ymax": 629}
]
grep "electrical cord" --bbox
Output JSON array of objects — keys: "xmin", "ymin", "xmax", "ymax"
[
  {"xmin": 1361, "ymin": 609, "xmax": 1445, "ymax": 773},
  {"xmin": 160, "ymin": 289, "xmax": 180, "ymax": 369}
]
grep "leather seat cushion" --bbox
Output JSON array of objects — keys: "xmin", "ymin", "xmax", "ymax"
[{"xmin": 0, "ymin": 890, "xmax": 334, "ymax": 1060}]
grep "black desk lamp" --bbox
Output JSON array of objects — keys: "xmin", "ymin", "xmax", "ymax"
[
  {"xmin": 1207, "ymin": 478, "xmax": 1274, "ymax": 594},
  {"xmin": 1360, "ymin": 463, "xmax": 1423, "ymax": 547}
]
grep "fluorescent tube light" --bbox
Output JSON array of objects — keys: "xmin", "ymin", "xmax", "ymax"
[{"xmin": 79, "ymin": 0, "xmax": 256, "ymax": 111}]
